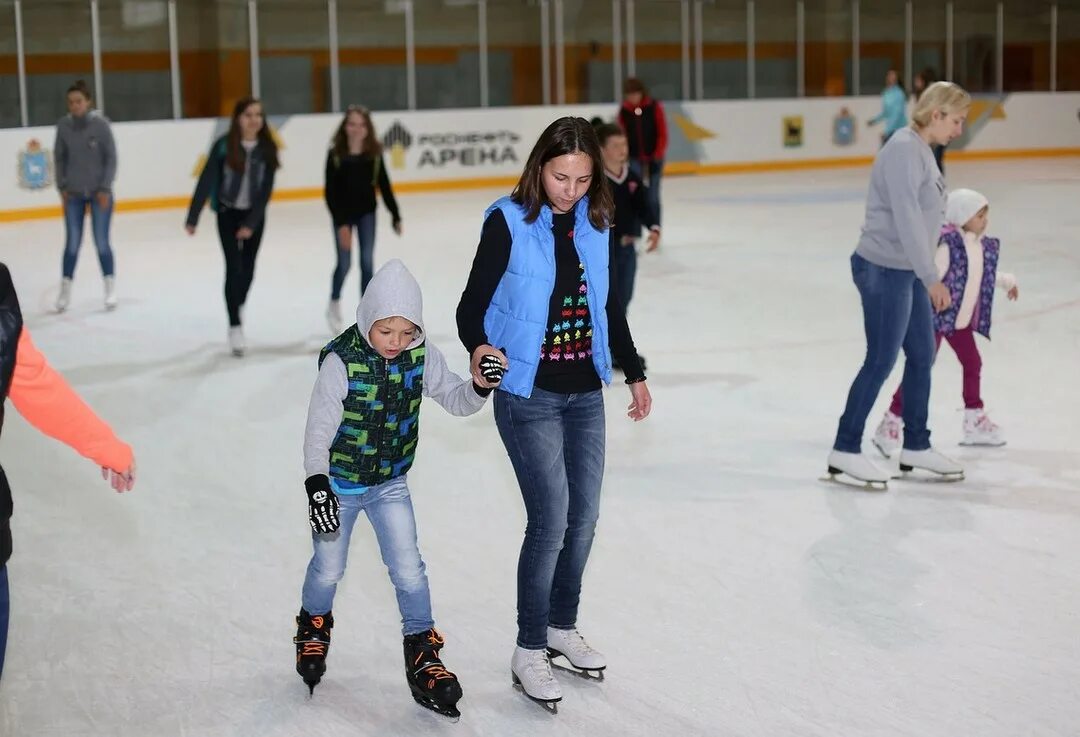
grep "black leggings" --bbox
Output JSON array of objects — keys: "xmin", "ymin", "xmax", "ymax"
[{"xmin": 216, "ymin": 208, "xmax": 265, "ymax": 327}]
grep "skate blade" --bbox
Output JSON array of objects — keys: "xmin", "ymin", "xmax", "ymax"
[
  {"xmin": 547, "ymin": 650, "xmax": 605, "ymax": 681},
  {"xmin": 895, "ymin": 467, "xmax": 964, "ymax": 483},
  {"xmin": 958, "ymin": 440, "xmax": 1006, "ymax": 447},
  {"xmin": 819, "ymin": 473, "xmax": 888, "ymax": 492},
  {"xmin": 412, "ymin": 694, "xmax": 461, "ymax": 721},
  {"xmin": 511, "ymin": 674, "xmax": 561, "ymax": 714}
]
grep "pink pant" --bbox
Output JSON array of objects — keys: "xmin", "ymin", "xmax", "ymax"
[{"xmin": 890, "ymin": 326, "xmax": 983, "ymax": 414}]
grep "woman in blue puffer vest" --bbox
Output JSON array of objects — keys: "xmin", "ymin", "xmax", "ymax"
[{"xmin": 456, "ymin": 116, "xmax": 652, "ymax": 710}]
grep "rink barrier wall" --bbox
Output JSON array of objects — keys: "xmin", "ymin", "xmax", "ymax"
[{"xmin": 2, "ymin": 93, "xmax": 1078, "ymax": 224}]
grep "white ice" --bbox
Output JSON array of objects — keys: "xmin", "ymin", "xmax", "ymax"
[{"xmin": 0, "ymin": 159, "xmax": 1078, "ymax": 737}]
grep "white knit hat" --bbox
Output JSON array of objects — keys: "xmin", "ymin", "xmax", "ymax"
[{"xmin": 945, "ymin": 188, "xmax": 989, "ymax": 229}]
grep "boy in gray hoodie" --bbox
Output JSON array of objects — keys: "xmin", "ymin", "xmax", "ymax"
[
  {"xmin": 53, "ymin": 80, "xmax": 118, "ymax": 312},
  {"xmin": 293, "ymin": 259, "xmax": 503, "ymax": 718}
]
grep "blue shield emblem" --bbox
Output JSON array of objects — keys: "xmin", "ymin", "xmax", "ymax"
[{"xmin": 17, "ymin": 145, "xmax": 53, "ymax": 190}]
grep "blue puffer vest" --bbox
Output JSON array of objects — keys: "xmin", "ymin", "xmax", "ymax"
[{"xmin": 482, "ymin": 196, "xmax": 613, "ymax": 398}]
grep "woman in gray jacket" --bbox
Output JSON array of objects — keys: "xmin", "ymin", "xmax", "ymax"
[
  {"xmin": 54, "ymin": 80, "xmax": 118, "ymax": 313},
  {"xmin": 827, "ymin": 82, "xmax": 971, "ymax": 488}
]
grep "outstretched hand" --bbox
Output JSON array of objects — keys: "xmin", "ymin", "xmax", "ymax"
[{"xmin": 102, "ymin": 460, "xmax": 137, "ymax": 493}]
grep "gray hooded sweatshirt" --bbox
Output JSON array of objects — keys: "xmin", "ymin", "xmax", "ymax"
[
  {"xmin": 303, "ymin": 259, "xmax": 487, "ymax": 480},
  {"xmin": 54, "ymin": 110, "xmax": 118, "ymax": 196}
]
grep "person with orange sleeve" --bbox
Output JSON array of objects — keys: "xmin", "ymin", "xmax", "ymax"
[
  {"xmin": 0, "ymin": 262, "xmax": 136, "ymax": 682},
  {"xmin": 617, "ymin": 77, "xmax": 668, "ymax": 228}
]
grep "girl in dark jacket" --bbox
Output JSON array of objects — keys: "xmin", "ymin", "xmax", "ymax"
[
  {"xmin": 323, "ymin": 105, "xmax": 402, "ymax": 334},
  {"xmin": 185, "ymin": 97, "xmax": 280, "ymax": 357}
]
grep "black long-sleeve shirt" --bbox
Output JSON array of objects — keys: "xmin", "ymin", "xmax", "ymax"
[
  {"xmin": 606, "ymin": 165, "xmax": 658, "ymax": 241},
  {"xmin": 324, "ymin": 151, "xmax": 401, "ymax": 227},
  {"xmin": 456, "ymin": 209, "xmax": 645, "ymax": 395}
]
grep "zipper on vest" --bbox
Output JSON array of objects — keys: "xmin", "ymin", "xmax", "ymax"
[{"xmin": 372, "ymin": 358, "xmax": 388, "ymax": 464}]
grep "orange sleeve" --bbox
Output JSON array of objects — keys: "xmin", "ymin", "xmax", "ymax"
[{"xmin": 7, "ymin": 327, "xmax": 133, "ymax": 473}]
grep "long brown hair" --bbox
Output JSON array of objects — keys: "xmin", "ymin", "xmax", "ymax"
[
  {"xmin": 511, "ymin": 116, "xmax": 614, "ymax": 230},
  {"xmin": 332, "ymin": 105, "xmax": 383, "ymax": 161},
  {"xmin": 226, "ymin": 97, "xmax": 279, "ymax": 173}
]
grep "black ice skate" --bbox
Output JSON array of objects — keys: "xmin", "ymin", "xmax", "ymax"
[
  {"xmin": 403, "ymin": 629, "xmax": 463, "ymax": 720},
  {"xmin": 293, "ymin": 609, "xmax": 333, "ymax": 695}
]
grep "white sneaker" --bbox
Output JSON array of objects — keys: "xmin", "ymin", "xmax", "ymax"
[
  {"xmin": 326, "ymin": 300, "xmax": 343, "ymax": 335},
  {"xmin": 104, "ymin": 276, "xmax": 117, "ymax": 310},
  {"xmin": 872, "ymin": 411, "xmax": 902, "ymax": 458},
  {"xmin": 511, "ymin": 647, "xmax": 562, "ymax": 705},
  {"xmin": 228, "ymin": 326, "xmax": 246, "ymax": 357},
  {"xmin": 547, "ymin": 627, "xmax": 606, "ymax": 672},
  {"xmin": 898, "ymin": 448, "xmax": 963, "ymax": 477},
  {"xmin": 56, "ymin": 278, "xmax": 73, "ymax": 312},
  {"xmin": 826, "ymin": 450, "xmax": 890, "ymax": 483},
  {"xmin": 961, "ymin": 409, "xmax": 1005, "ymax": 447}
]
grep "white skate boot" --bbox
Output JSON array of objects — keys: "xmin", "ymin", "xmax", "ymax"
[
  {"xmin": 228, "ymin": 326, "xmax": 246, "ymax": 357},
  {"xmin": 898, "ymin": 448, "xmax": 964, "ymax": 481},
  {"xmin": 824, "ymin": 450, "xmax": 890, "ymax": 490},
  {"xmin": 511, "ymin": 646, "xmax": 562, "ymax": 713},
  {"xmin": 872, "ymin": 411, "xmax": 902, "ymax": 458},
  {"xmin": 547, "ymin": 627, "xmax": 606, "ymax": 680},
  {"xmin": 55, "ymin": 278, "xmax": 73, "ymax": 313},
  {"xmin": 104, "ymin": 276, "xmax": 117, "ymax": 310},
  {"xmin": 961, "ymin": 409, "xmax": 1005, "ymax": 447},
  {"xmin": 326, "ymin": 300, "xmax": 343, "ymax": 335}
]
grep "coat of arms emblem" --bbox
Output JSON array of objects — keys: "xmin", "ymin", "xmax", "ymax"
[{"xmin": 17, "ymin": 139, "xmax": 53, "ymax": 190}]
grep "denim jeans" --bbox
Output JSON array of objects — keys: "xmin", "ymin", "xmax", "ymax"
[
  {"xmin": 0, "ymin": 565, "xmax": 8, "ymax": 682},
  {"xmin": 627, "ymin": 158, "xmax": 663, "ymax": 227},
  {"xmin": 300, "ymin": 476, "xmax": 434, "ymax": 636},
  {"xmin": 613, "ymin": 242, "xmax": 638, "ymax": 312},
  {"xmin": 494, "ymin": 387, "xmax": 606, "ymax": 650},
  {"xmin": 834, "ymin": 253, "xmax": 936, "ymax": 453},
  {"xmin": 331, "ymin": 212, "xmax": 377, "ymax": 300},
  {"xmin": 62, "ymin": 193, "xmax": 114, "ymax": 279}
]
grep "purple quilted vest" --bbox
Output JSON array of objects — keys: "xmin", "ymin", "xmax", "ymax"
[{"xmin": 933, "ymin": 225, "xmax": 1000, "ymax": 339}]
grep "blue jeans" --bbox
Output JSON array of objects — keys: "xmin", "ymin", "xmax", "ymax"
[
  {"xmin": 628, "ymin": 158, "xmax": 663, "ymax": 227},
  {"xmin": 494, "ymin": 388, "xmax": 606, "ymax": 650},
  {"xmin": 300, "ymin": 476, "xmax": 434, "ymax": 636},
  {"xmin": 62, "ymin": 193, "xmax": 115, "ymax": 279},
  {"xmin": 613, "ymin": 242, "xmax": 637, "ymax": 312},
  {"xmin": 331, "ymin": 212, "xmax": 376, "ymax": 300},
  {"xmin": 834, "ymin": 253, "xmax": 935, "ymax": 453},
  {"xmin": 0, "ymin": 565, "xmax": 8, "ymax": 682}
]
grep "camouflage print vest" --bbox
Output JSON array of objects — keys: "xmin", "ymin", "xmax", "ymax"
[{"xmin": 318, "ymin": 326, "xmax": 426, "ymax": 485}]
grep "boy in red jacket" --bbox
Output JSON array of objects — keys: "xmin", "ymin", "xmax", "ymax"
[{"xmin": 617, "ymin": 78, "xmax": 668, "ymax": 228}]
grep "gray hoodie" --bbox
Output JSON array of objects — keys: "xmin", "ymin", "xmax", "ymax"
[
  {"xmin": 303, "ymin": 259, "xmax": 487, "ymax": 479},
  {"xmin": 855, "ymin": 126, "xmax": 945, "ymax": 286},
  {"xmin": 54, "ymin": 110, "xmax": 118, "ymax": 196}
]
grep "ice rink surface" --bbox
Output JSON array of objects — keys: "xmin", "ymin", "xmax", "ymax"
[{"xmin": 0, "ymin": 158, "xmax": 1078, "ymax": 736}]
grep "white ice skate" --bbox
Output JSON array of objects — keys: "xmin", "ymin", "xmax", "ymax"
[
  {"xmin": 872, "ymin": 411, "xmax": 902, "ymax": 458},
  {"xmin": 511, "ymin": 646, "xmax": 562, "ymax": 713},
  {"xmin": 228, "ymin": 326, "xmax": 246, "ymax": 357},
  {"xmin": 326, "ymin": 300, "xmax": 343, "ymax": 335},
  {"xmin": 897, "ymin": 448, "xmax": 964, "ymax": 481},
  {"xmin": 55, "ymin": 278, "xmax": 73, "ymax": 313},
  {"xmin": 960, "ymin": 409, "xmax": 1005, "ymax": 447},
  {"xmin": 104, "ymin": 276, "xmax": 117, "ymax": 310},
  {"xmin": 823, "ymin": 450, "xmax": 890, "ymax": 490},
  {"xmin": 547, "ymin": 627, "xmax": 606, "ymax": 681}
]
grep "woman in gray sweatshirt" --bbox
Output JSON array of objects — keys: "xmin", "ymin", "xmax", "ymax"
[
  {"xmin": 54, "ymin": 80, "xmax": 118, "ymax": 313},
  {"xmin": 828, "ymin": 82, "xmax": 971, "ymax": 487}
]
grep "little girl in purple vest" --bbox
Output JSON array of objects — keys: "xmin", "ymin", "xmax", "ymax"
[{"xmin": 874, "ymin": 189, "xmax": 1019, "ymax": 453}]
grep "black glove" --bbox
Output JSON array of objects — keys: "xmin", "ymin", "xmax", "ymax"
[
  {"xmin": 479, "ymin": 354, "xmax": 506, "ymax": 384},
  {"xmin": 305, "ymin": 474, "xmax": 340, "ymax": 534}
]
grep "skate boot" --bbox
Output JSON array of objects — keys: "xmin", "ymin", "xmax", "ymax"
[
  {"xmin": 326, "ymin": 300, "xmax": 343, "ymax": 335},
  {"xmin": 511, "ymin": 646, "xmax": 562, "ymax": 713},
  {"xmin": 961, "ymin": 409, "xmax": 1005, "ymax": 447},
  {"xmin": 898, "ymin": 448, "xmax": 964, "ymax": 481},
  {"xmin": 293, "ymin": 609, "xmax": 333, "ymax": 695},
  {"xmin": 56, "ymin": 278, "xmax": 73, "ymax": 313},
  {"xmin": 872, "ymin": 411, "xmax": 902, "ymax": 458},
  {"xmin": 824, "ymin": 450, "xmax": 890, "ymax": 490},
  {"xmin": 228, "ymin": 326, "xmax": 246, "ymax": 357},
  {"xmin": 403, "ymin": 628, "xmax": 463, "ymax": 719},
  {"xmin": 104, "ymin": 276, "xmax": 117, "ymax": 310},
  {"xmin": 547, "ymin": 626, "xmax": 605, "ymax": 680}
]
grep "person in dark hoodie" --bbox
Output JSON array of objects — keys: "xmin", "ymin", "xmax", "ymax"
[
  {"xmin": 54, "ymin": 80, "xmax": 119, "ymax": 313},
  {"xmin": 0, "ymin": 263, "xmax": 136, "ymax": 682},
  {"xmin": 616, "ymin": 77, "xmax": 667, "ymax": 229},
  {"xmin": 293, "ymin": 259, "xmax": 503, "ymax": 718},
  {"xmin": 185, "ymin": 97, "xmax": 280, "ymax": 357},
  {"xmin": 323, "ymin": 105, "xmax": 402, "ymax": 335}
]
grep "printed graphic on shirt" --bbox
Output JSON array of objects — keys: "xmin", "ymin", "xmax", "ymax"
[{"xmin": 540, "ymin": 227, "xmax": 593, "ymax": 364}]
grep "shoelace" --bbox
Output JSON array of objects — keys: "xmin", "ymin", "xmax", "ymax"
[
  {"xmin": 559, "ymin": 631, "xmax": 600, "ymax": 659},
  {"xmin": 522, "ymin": 652, "xmax": 556, "ymax": 683}
]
